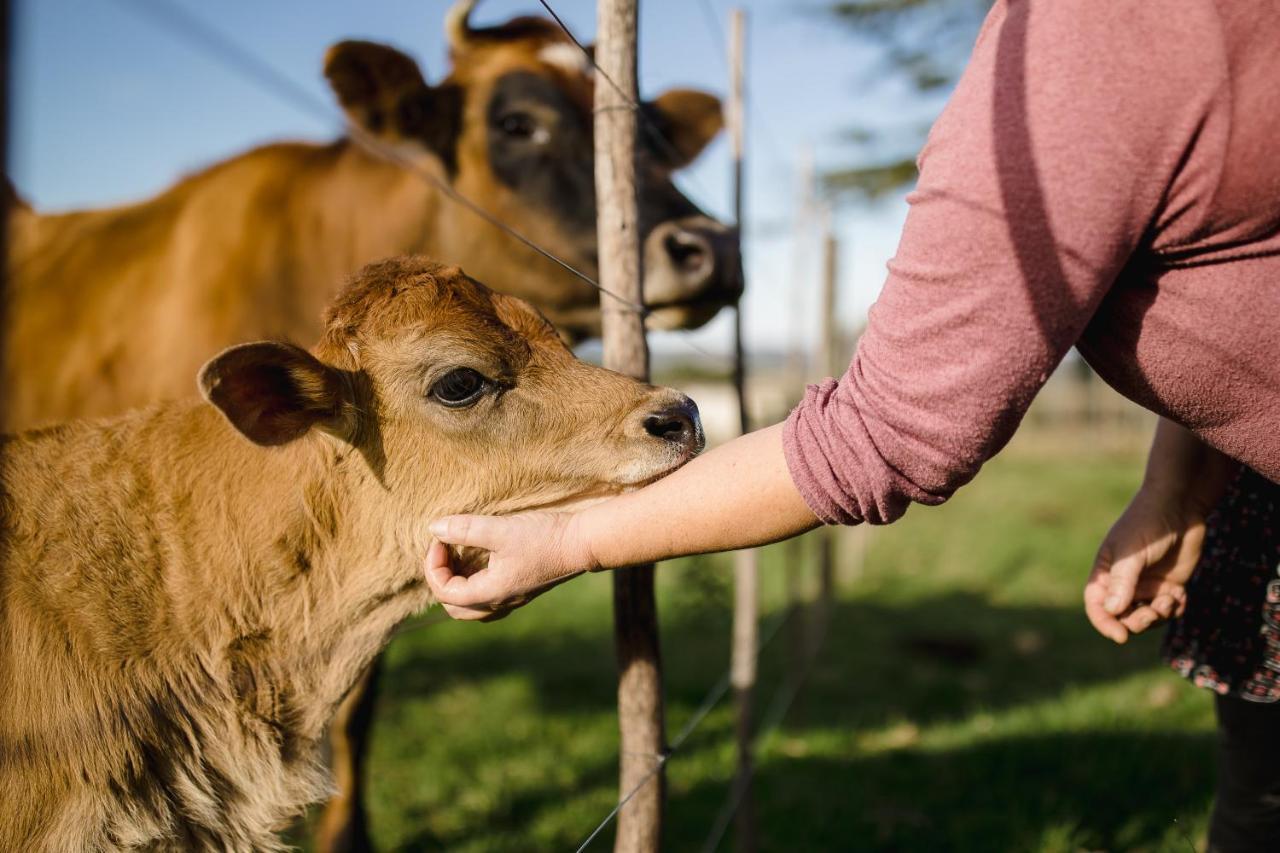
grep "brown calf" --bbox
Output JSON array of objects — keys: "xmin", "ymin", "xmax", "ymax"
[{"xmin": 0, "ymin": 257, "xmax": 703, "ymax": 852}]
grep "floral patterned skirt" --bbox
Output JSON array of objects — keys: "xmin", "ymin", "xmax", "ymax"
[{"xmin": 1163, "ymin": 466, "xmax": 1280, "ymax": 702}]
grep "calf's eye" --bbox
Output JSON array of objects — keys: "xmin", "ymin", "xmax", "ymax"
[{"xmin": 429, "ymin": 368, "xmax": 488, "ymax": 408}]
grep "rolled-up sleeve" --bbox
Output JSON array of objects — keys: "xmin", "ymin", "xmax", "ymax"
[{"xmin": 784, "ymin": 0, "xmax": 1223, "ymax": 525}]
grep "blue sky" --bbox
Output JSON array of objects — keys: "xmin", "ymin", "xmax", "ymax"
[{"xmin": 10, "ymin": 0, "xmax": 937, "ymax": 357}]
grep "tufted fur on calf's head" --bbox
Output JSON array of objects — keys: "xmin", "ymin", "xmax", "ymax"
[{"xmin": 0, "ymin": 256, "xmax": 702, "ymax": 851}]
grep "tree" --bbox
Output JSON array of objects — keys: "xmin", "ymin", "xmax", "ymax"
[{"xmin": 822, "ymin": 0, "xmax": 993, "ymax": 200}]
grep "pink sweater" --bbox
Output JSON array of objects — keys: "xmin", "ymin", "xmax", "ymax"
[{"xmin": 784, "ymin": 0, "xmax": 1280, "ymax": 525}]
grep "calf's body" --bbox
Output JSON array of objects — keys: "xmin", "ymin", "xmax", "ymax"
[
  {"xmin": 0, "ymin": 401, "xmax": 394, "ymax": 850},
  {"xmin": 0, "ymin": 258, "xmax": 702, "ymax": 851}
]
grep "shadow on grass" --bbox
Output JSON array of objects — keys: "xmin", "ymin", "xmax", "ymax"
[
  {"xmin": 668, "ymin": 730, "xmax": 1214, "ymax": 852},
  {"xmin": 381, "ymin": 590, "xmax": 1173, "ymax": 734},
  {"xmin": 345, "ymin": 591, "xmax": 1213, "ymax": 851}
]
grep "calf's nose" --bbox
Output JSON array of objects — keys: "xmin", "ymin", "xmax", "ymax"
[{"xmin": 642, "ymin": 399, "xmax": 704, "ymax": 455}]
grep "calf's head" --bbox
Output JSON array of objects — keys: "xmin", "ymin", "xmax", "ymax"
[
  {"xmin": 199, "ymin": 257, "xmax": 703, "ymax": 543},
  {"xmin": 322, "ymin": 0, "xmax": 741, "ymax": 337}
]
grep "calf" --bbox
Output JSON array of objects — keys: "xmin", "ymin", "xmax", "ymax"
[{"xmin": 0, "ymin": 257, "xmax": 703, "ymax": 852}]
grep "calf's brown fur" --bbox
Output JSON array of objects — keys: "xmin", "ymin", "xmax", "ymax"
[{"xmin": 0, "ymin": 257, "xmax": 702, "ymax": 851}]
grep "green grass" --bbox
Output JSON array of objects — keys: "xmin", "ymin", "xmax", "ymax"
[{"xmin": 305, "ymin": 435, "xmax": 1218, "ymax": 851}]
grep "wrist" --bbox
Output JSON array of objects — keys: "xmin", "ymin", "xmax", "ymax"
[
  {"xmin": 1141, "ymin": 419, "xmax": 1232, "ymax": 513},
  {"xmin": 562, "ymin": 510, "xmax": 605, "ymax": 573},
  {"xmin": 1134, "ymin": 472, "xmax": 1220, "ymax": 524}
]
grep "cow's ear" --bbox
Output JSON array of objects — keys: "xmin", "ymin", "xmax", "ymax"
[
  {"xmin": 646, "ymin": 89, "xmax": 724, "ymax": 171},
  {"xmin": 324, "ymin": 40, "xmax": 463, "ymax": 172},
  {"xmin": 199, "ymin": 342, "xmax": 349, "ymax": 447}
]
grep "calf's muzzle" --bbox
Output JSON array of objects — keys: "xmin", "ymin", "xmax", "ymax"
[{"xmin": 639, "ymin": 395, "xmax": 704, "ymax": 461}]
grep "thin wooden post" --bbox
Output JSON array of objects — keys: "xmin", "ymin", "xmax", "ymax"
[
  {"xmin": 815, "ymin": 209, "xmax": 838, "ymax": 625},
  {"xmin": 725, "ymin": 9, "xmax": 758, "ymax": 853},
  {"xmin": 595, "ymin": 2, "xmax": 665, "ymax": 851},
  {"xmin": 784, "ymin": 147, "xmax": 814, "ymax": 686}
]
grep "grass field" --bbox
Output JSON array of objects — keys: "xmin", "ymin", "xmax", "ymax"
[{"xmin": 307, "ymin": 430, "xmax": 1218, "ymax": 851}]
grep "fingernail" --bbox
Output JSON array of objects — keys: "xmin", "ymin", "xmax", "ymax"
[
  {"xmin": 1105, "ymin": 595, "xmax": 1122, "ymax": 613},
  {"xmin": 428, "ymin": 519, "xmax": 448, "ymax": 537}
]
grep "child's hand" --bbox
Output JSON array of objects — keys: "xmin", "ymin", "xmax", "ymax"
[{"xmin": 1083, "ymin": 489, "xmax": 1206, "ymax": 643}]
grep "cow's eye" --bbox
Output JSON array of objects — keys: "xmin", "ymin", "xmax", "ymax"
[
  {"xmin": 498, "ymin": 112, "xmax": 538, "ymax": 140},
  {"xmin": 429, "ymin": 368, "xmax": 488, "ymax": 408}
]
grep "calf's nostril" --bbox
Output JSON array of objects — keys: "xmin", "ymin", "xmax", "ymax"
[{"xmin": 643, "ymin": 410, "xmax": 694, "ymax": 444}]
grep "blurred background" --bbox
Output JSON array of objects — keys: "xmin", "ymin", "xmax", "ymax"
[{"xmin": 9, "ymin": 0, "xmax": 1215, "ymax": 850}]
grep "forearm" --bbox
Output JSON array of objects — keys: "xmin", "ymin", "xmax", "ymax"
[
  {"xmin": 574, "ymin": 423, "xmax": 821, "ymax": 570},
  {"xmin": 1141, "ymin": 418, "xmax": 1233, "ymax": 512}
]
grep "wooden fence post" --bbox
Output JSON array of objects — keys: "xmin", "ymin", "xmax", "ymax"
[
  {"xmin": 595, "ymin": 2, "xmax": 665, "ymax": 851},
  {"xmin": 725, "ymin": 9, "xmax": 758, "ymax": 853},
  {"xmin": 815, "ymin": 209, "xmax": 838, "ymax": 627},
  {"xmin": 784, "ymin": 146, "xmax": 814, "ymax": 696}
]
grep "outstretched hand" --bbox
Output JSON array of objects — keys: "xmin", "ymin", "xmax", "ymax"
[
  {"xmin": 423, "ymin": 423, "xmax": 821, "ymax": 623},
  {"xmin": 424, "ymin": 512, "xmax": 596, "ymax": 621},
  {"xmin": 1083, "ymin": 491, "xmax": 1207, "ymax": 644}
]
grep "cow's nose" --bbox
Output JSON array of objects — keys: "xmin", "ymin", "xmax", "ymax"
[
  {"xmin": 642, "ymin": 399, "xmax": 704, "ymax": 455},
  {"xmin": 662, "ymin": 227, "xmax": 714, "ymax": 285},
  {"xmin": 643, "ymin": 218, "xmax": 742, "ymax": 306}
]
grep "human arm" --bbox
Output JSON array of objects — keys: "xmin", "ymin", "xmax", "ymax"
[
  {"xmin": 425, "ymin": 423, "xmax": 820, "ymax": 621},
  {"xmin": 428, "ymin": 0, "xmax": 1222, "ymax": 620},
  {"xmin": 1082, "ymin": 418, "xmax": 1234, "ymax": 643}
]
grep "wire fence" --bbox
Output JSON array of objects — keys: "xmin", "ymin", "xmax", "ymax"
[
  {"xmin": 96, "ymin": 1, "xmax": 828, "ymax": 848},
  {"xmin": 699, "ymin": 601, "xmax": 829, "ymax": 852},
  {"xmin": 575, "ymin": 599, "xmax": 810, "ymax": 851}
]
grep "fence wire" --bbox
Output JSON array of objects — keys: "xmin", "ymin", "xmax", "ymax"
[
  {"xmin": 535, "ymin": 0, "xmax": 721, "ymax": 209},
  {"xmin": 108, "ymin": 0, "xmax": 645, "ymax": 316},
  {"xmin": 575, "ymin": 603, "xmax": 797, "ymax": 852},
  {"xmin": 699, "ymin": 600, "xmax": 831, "ymax": 853}
]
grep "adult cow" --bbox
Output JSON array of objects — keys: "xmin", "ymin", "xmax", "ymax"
[
  {"xmin": 3, "ymin": 1, "xmax": 738, "ymax": 429},
  {"xmin": 2, "ymin": 3, "xmax": 738, "ymax": 850}
]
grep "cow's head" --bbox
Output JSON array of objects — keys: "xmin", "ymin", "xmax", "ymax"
[
  {"xmin": 200, "ymin": 256, "xmax": 705, "ymax": 534},
  {"xmin": 322, "ymin": 1, "xmax": 740, "ymax": 339}
]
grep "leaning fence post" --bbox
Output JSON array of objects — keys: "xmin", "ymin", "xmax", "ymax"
[
  {"xmin": 595, "ymin": 1, "xmax": 665, "ymax": 850},
  {"xmin": 724, "ymin": 8, "xmax": 759, "ymax": 853}
]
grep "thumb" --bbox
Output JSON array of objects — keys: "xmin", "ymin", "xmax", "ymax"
[
  {"xmin": 1103, "ymin": 549, "xmax": 1149, "ymax": 615},
  {"xmin": 429, "ymin": 515, "xmax": 503, "ymax": 551}
]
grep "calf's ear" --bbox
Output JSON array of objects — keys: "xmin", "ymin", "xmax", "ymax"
[
  {"xmin": 324, "ymin": 40, "xmax": 463, "ymax": 173},
  {"xmin": 199, "ymin": 342, "xmax": 348, "ymax": 447},
  {"xmin": 646, "ymin": 89, "xmax": 724, "ymax": 171}
]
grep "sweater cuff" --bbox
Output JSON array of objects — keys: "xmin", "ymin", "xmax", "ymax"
[{"xmin": 782, "ymin": 379, "xmax": 865, "ymax": 526}]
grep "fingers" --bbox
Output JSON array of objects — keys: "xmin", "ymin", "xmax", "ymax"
[
  {"xmin": 1102, "ymin": 551, "xmax": 1148, "ymax": 616},
  {"xmin": 423, "ymin": 540, "xmax": 500, "ymax": 609},
  {"xmin": 1149, "ymin": 591, "xmax": 1179, "ymax": 620},
  {"xmin": 429, "ymin": 515, "xmax": 504, "ymax": 550},
  {"xmin": 1084, "ymin": 569, "xmax": 1129, "ymax": 644},
  {"xmin": 1120, "ymin": 604, "xmax": 1162, "ymax": 634},
  {"xmin": 1118, "ymin": 589, "xmax": 1186, "ymax": 636},
  {"xmin": 441, "ymin": 602, "xmax": 500, "ymax": 622}
]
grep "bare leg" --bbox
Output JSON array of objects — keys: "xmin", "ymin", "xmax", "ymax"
[{"xmin": 315, "ymin": 655, "xmax": 384, "ymax": 853}]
